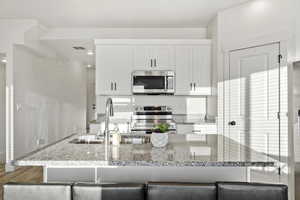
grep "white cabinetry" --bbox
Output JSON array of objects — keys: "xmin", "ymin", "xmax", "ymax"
[
  {"xmin": 134, "ymin": 45, "xmax": 175, "ymax": 70},
  {"xmin": 95, "ymin": 39, "xmax": 211, "ymax": 96},
  {"xmin": 175, "ymin": 44, "xmax": 211, "ymax": 95},
  {"xmin": 96, "ymin": 45, "xmax": 133, "ymax": 95},
  {"xmin": 177, "ymin": 124, "xmax": 217, "ymax": 135}
]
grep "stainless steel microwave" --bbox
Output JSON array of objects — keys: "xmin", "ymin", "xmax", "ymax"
[{"xmin": 132, "ymin": 70, "xmax": 175, "ymax": 95}]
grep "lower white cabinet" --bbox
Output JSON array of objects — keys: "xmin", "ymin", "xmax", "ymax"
[{"xmin": 177, "ymin": 124, "xmax": 217, "ymax": 135}]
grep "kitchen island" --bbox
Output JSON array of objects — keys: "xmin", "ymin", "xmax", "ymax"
[{"xmin": 14, "ymin": 133, "xmax": 280, "ymax": 184}]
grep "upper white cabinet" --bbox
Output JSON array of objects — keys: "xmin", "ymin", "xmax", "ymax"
[
  {"xmin": 175, "ymin": 46, "xmax": 192, "ymax": 95},
  {"xmin": 175, "ymin": 44, "xmax": 212, "ymax": 95},
  {"xmin": 134, "ymin": 45, "xmax": 175, "ymax": 70},
  {"xmin": 96, "ymin": 45, "xmax": 133, "ymax": 95},
  {"xmin": 95, "ymin": 39, "xmax": 211, "ymax": 96}
]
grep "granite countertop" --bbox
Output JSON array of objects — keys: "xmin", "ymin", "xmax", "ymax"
[{"xmin": 15, "ymin": 133, "xmax": 275, "ymax": 167}]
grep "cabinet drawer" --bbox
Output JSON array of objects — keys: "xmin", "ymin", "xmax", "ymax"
[{"xmin": 177, "ymin": 124, "xmax": 217, "ymax": 135}]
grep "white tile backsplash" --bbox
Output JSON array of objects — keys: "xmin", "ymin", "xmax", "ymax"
[{"xmin": 97, "ymin": 95, "xmax": 207, "ymax": 115}]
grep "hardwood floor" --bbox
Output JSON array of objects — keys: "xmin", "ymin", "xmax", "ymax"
[{"xmin": 0, "ymin": 163, "xmax": 43, "ymax": 200}]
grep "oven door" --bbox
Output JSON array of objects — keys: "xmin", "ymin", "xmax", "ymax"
[{"xmin": 132, "ymin": 75, "xmax": 167, "ymax": 94}]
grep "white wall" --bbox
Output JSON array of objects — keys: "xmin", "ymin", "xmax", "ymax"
[
  {"xmin": 206, "ymin": 17, "xmax": 219, "ymax": 118},
  {"xmin": 13, "ymin": 45, "xmax": 87, "ymax": 159},
  {"xmin": 0, "ymin": 19, "xmax": 37, "ymax": 52},
  {"xmin": 0, "ymin": 61, "xmax": 5, "ymax": 163},
  {"xmin": 0, "ymin": 19, "xmax": 42, "ymax": 166},
  {"xmin": 296, "ymin": 0, "xmax": 300, "ymax": 59},
  {"xmin": 218, "ymin": 0, "xmax": 294, "ymax": 50}
]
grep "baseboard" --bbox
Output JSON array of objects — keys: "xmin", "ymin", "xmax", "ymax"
[{"xmin": 5, "ymin": 162, "xmax": 16, "ymax": 172}]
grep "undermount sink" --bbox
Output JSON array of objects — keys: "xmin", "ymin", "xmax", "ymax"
[
  {"xmin": 69, "ymin": 135, "xmax": 105, "ymax": 144},
  {"xmin": 69, "ymin": 134, "xmax": 151, "ymax": 145}
]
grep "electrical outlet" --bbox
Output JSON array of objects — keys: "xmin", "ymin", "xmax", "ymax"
[{"xmin": 36, "ymin": 139, "xmax": 45, "ymax": 146}]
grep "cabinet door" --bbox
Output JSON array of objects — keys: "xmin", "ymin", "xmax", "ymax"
[
  {"xmin": 192, "ymin": 45, "xmax": 212, "ymax": 95},
  {"xmin": 96, "ymin": 45, "xmax": 133, "ymax": 95},
  {"xmin": 114, "ymin": 46, "xmax": 133, "ymax": 95},
  {"xmin": 134, "ymin": 46, "xmax": 152, "ymax": 70},
  {"xmin": 96, "ymin": 45, "xmax": 115, "ymax": 95},
  {"xmin": 176, "ymin": 124, "xmax": 194, "ymax": 135},
  {"xmin": 175, "ymin": 46, "xmax": 193, "ymax": 95},
  {"xmin": 152, "ymin": 46, "xmax": 175, "ymax": 70}
]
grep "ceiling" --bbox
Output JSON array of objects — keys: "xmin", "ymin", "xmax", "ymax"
[
  {"xmin": 43, "ymin": 40, "xmax": 95, "ymax": 67},
  {"xmin": 0, "ymin": 0, "xmax": 251, "ymax": 28}
]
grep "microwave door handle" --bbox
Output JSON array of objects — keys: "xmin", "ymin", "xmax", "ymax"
[
  {"xmin": 166, "ymin": 76, "xmax": 169, "ymax": 90},
  {"xmin": 298, "ymin": 110, "xmax": 300, "ymax": 135},
  {"xmin": 165, "ymin": 76, "xmax": 168, "ymax": 91}
]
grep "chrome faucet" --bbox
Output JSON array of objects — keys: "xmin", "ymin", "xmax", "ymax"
[{"xmin": 104, "ymin": 97, "xmax": 114, "ymax": 144}]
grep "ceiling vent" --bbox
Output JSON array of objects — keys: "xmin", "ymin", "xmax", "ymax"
[{"xmin": 73, "ymin": 46, "xmax": 86, "ymax": 50}]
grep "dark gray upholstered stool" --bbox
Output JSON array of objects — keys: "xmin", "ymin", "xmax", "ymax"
[
  {"xmin": 147, "ymin": 182, "xmax": 217, "ymax": 200},
  {"xmin": 217, "ymin": 182, "xmax": 288, "ymax": 200},
  {"xmin": 3, "ymin": 183, "xmax": 72, "ymax": 200},
  {"xmin": 72, "ymin": 183, "xmax": 145, "ymax": 200}
]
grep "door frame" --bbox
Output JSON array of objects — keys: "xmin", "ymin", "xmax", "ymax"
[
  {"xmin": 0, "ymin": 53, "xmax": 6, "ymax": 164},
  {"xmin": 221, "ymin": 40, "xmax": 294, "ymax": 198}
]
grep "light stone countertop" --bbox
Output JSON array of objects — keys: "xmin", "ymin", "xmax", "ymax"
[{"xmin": 14, "ymin": 133, "xmax": 276, "ymax": 168}]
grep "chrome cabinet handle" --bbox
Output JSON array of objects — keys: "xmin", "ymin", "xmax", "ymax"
[
  {"xmin": 190, "ymin": 83, "xmax": 193, "ymax": 90},
  {"xmin": 114, "ymin": 82, "xmax": 117, "ymax": 91},
  {"xmin": 150, "ymin": 59, "xmax": 153, "ymax": 68},
  {"xmin": 154, "ymin": 59, "xmax": 157, "ymax": 67},
  {"xmin": 111, "ymin": 82, "xmax": 113, "ymax": 91},
  {"xmin": 193, "ymin": 83, "xmax": 196, "ymax": 91}
]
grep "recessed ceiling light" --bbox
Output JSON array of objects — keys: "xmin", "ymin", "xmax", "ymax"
[
  {"xmin": 87, "ymin": 64, "xmax": 92, "ymax": 68},
  {"xmin": 251, "ymin": 0, "xmax": 267, "ymax": 12},
  {"xmin": 1, "ymin": 59, "xmax": 7, "ymax": 63},
  {"xmin": 87, "ymin": 50, "xmax": 94, "ymax": 56}
]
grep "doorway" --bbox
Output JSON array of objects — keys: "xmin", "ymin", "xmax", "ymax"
[
  {"xmin": 226, "ymin": 43, "xmax": 281, "ymax": 160},
  {"xmin": 293, "ymin": 61, "xmax": 300, "ymax": 200},
  {"xmin": 222, "ymin": 42, "xmax": 288, "ymax": 183},
  {"xmin": 0, "ymin": 53, "xmax": 6, "ymax": 164}
]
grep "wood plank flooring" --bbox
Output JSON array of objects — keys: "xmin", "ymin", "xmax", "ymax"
[{"xmin": 0, "ymin": 163, "xmax": 43, "ymax": 200}]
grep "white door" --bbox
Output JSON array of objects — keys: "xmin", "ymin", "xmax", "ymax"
[
  {"xmin": 224, "ymin": 43, "xmax": 280, "ymax": 162},
  {"xmin": 192, "ymin": 45, "xmax": 212, "ymax": 95},
  {"xmin": 0, "ymin": 61, "xmax": 5, "ymax": 163},
  {"xmin": 96, "ymin": 45, "xmax": 133, "ymax": 95},
  {"xmin": 175, "ymin": 46, "xmax": 193, "ymax": 95}
]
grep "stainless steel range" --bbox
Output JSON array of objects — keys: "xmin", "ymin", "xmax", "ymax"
[{"xmin": 131, "ymin": 106, "xmax": 176, "ymax": 134}]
